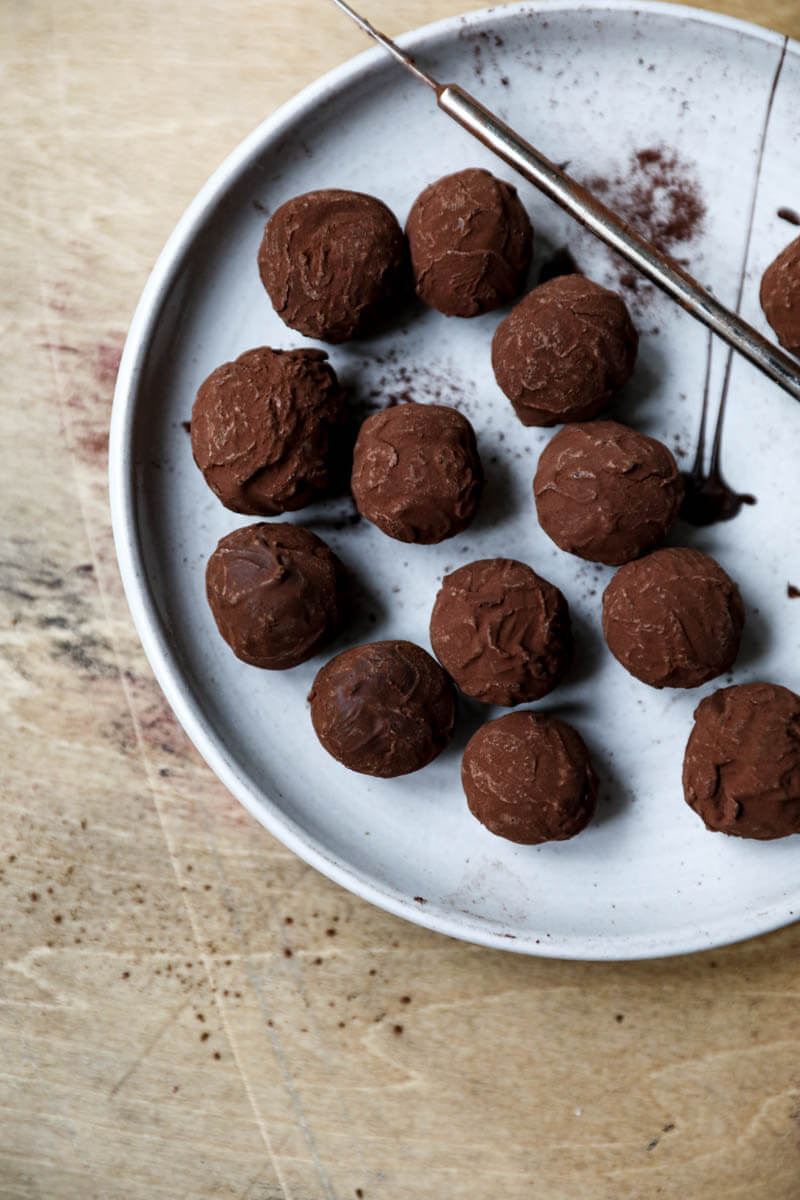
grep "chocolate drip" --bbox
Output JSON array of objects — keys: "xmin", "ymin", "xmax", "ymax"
[
  {"xmin": 680, "ymin": 468, "xmax": 756, "ymax": 526},
  {"xmin": 351, "ymin": 402, "xmax": 483, "ymax": 544},
  {"xmin": 777, "ymin": 207, "xmax": 800, "ymax": 226},
  {"xmin": 682, "ymin": 46, "xmax": 787, "ymax": 526},
  {"xmin": 681, "ymin": 333, "xmax": 755, "ymax": 526}
]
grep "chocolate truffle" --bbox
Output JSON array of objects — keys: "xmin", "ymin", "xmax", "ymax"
[
  {"xmin": 206, "ymin": 523, "xmax": 341, "ymax": 670},
  {"xmin": 405, "ymin": 168, "xmax": 533, "ymax": 317},
  {"xmin": 429, "ymin": 558, "xmax": 572, "ymax": 706},
  {"xmin": 309, "ymin": 640, "xmax": 456, "ymax": 777},
  {"xmin": 258, "ymin": 189, "xmax": 409, "ymax": 343},
  {"xmin": 461, "ymin": 711, "xmax": 597, "ymax": 844},
  {"xmin": 683, "ymin": 682, "xmax": 800, "ymax": 839},
  {"xmin": 351, "ymin": 402, "xmax": 483, "ymax": 543},
  {"xmin": 491, "ymin": 274, "xmax": 638, "ymax": 426},
  {"xmin": 760, "ymin": 235, "xmax": 800, "ymax": 356},
  {"xmin": 191, "ymin": 347, "xmax": 346, "ymax": 515},
  {"xmin": 533, "ymin": 420, "xmax": 684, "ymax": 565},
  {"xmin": 602, "ymin": 547, "xmax": 744, "ymax": 689}
]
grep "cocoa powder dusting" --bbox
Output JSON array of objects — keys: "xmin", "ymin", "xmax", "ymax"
[{"xmin": 587, "ymin": 146, "xmax": 705, "ymax": 297}]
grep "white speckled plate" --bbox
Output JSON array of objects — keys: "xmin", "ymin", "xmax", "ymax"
[{"xmin": 109, "ymin": 1, "xmax": 800, "ymax": 959}]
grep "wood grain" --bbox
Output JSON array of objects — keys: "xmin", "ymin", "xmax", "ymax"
[{"xmin": 2, "ymin": 2, "xmax": 800, "ymax": 1197}]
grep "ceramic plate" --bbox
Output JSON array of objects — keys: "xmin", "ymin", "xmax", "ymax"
[{"xmin": 109, "ymin": 1, "xmax": 800, "ymax": 959}]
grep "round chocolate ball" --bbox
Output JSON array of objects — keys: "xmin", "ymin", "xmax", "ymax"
[
  {"xmin": 491, "ymin": 274, "xmax": 638, "ymax": 426},
  {"xmin": 258, "ymin": 189, "xmax": 409, "ymax": 343},
  {"xmin": 191, "ymin": 347, "xmax": 346, "ymax": 516},
  {"xmin": 760, "ymin": 235, "xmax": 800, "ymax": 357},
  {"xmin": 429, "ymin": 558, "xmax": 572, "ymax": 706},
  {"xmin": 533, "ymin": 420, "xmax": 684, "ymax": 565},
  {"xmin": 461, "ymin": 711, "xmax": 597, "ymax": 844},
  {"xmin": 683, "ymin": 682, "xmax": 800, "ymax": 839},
  {"xmin": 602, "ymin": 547, "xmax": 745, "ymax": 689},
  {"xmin": 405, "ymin": 167, "xmax": 533, "ymax": 317},
  {"xmin": 309, "ymin": 640, "xmax": 456, "ymax": 777},
  {"xmin": 206, "ymin": 523, "xmax": 342, "ymax": 670},
  {"xmin": 351, "ymin": 402, "xmax": 483, "ymax": 543}
]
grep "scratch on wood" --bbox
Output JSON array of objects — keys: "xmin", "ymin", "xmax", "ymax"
[
  {"xmin": 202, "ymin": 818, "xmax": 338, "ymax": 1200},
  {"xmin": 109, "ymin": 1001, "xmax": 188, "ymax": 1097},
  {"xmin": 252, "ymin": 856, "xmax": 379, "ymax": 1185}
]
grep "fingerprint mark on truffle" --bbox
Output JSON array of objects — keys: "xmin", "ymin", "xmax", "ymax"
[
  {"xmin": 351, "ymin": 402, "xmax": 483, "ymax": 544},
  {"xmin": 258, "ymin": 189, "xmax": 410, "ymax": 343}
]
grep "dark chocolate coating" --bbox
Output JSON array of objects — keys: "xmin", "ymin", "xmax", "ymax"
[
  {"xmin": 258, "ymin": 189, "xmax": 409, "ymax": 343},
  {"xmin": 429, "ymin": 558, "xmax": 572, "ymax": 706},
  {"xmin": 206, "ymin": 523, "xmax": 341, "ymax": 670},
  {"xmin": 461, "ymin": 711, "xmax": 597, "ymax": 844},
  {"xmin": 533, "ymin": 420, "xmax": 684, "ymax": 565},
  {"xmin": 760, "ymin": 235, "xmax": 800, "ymax": 356},
  {"xmin": 683, "ymin": 682, "xmax": 800, "ymax": 839},
  {"xmin": 350, "ymin": 402, "xmax": 483, "ymax": 543},
  {"xmin": 491, "ymin": 274, "xmax": 638, "ymax": 426},
  {"xmin": 191, "ymin": 347, "xmax": 346, "ymax": 516},
  {"xmin": 405, "ymin": 168, "xmax": 533, "ymax": 317},
  {"xmin": 602, "ymin": 547, "xmax": 744, "ymax": 689},
  {"xmin": 308, "ymin": 640, "xmax": 456, "ymax": 777}
]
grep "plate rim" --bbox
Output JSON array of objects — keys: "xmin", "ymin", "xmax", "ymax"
[{"xmin": 109, "ymin": 0, "xmax": 798, "ymax": 961}]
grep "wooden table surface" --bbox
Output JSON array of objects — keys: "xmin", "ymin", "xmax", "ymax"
[{"xmin": 3, "ymin": 2, "xmax": 800, "ymax": 1197}]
